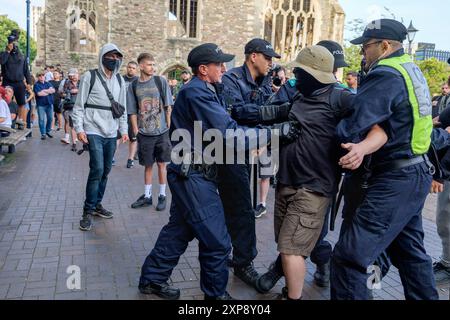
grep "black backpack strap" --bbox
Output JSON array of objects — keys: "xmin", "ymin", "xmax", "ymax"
[
  {"xmin": 88, "ymin": 69, "xmax": 97, "ymax": 96},
  {"xmin": 131, "ymin": 78, "xmax": 139, "ymax": 104},
  {"xmin": 154, "ymin": 76, "xmax": 166, "ymax": 106},
  {"xmin": 116, "ymin": 73, "xmax": 123, "ymax": 88}
]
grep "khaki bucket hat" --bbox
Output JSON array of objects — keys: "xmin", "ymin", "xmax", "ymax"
[{"xmin": 287, "ymin": 45, "xmax": 336, "ymax": 84}]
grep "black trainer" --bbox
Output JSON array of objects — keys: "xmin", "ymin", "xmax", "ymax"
[
  {"xmin": 254, "ymin": 204, "xmax": 267, "ymax": 219},
  {"xmin": 433, "ymin": 261, "xmax": 450, "ymax": 283},
  {"xmin": 131, "ymin": 194, "xmax": 152, "ymax": 209},
  {"xmin": 126, "ymin": 159, "xmax": 134, "ymax": 169},
  {"xmin": 41, "ymin": 135, "xmax": 46, "ymax": 140},
  {"xmin": 234, "ymin": 263, "xmax": 260, "ymax": 288},
  {"xmin": 46, "ymin": 132, "xmax": 53, "ymax": 138},
  {"xmin": 204, "ymin": 291, "xmax": 234, "ymax": 300},
  {"xmin": 313, "ymin": 262, "xmax": 330, "ymax": 287},
  {"xmin": 256, "ymin": 260, "xmax": 284, "ymax": 293},
  {"xmin": 139, "ymin": 282, "xmax": 180, "ymax": 300},
  {"xmin": 79, "ymin": 212, "xmax": 93, "ymax": 231},
  {"xmin": 156, "ymin": 195, "xmax": 167, "ymax": 211},
  {"xmin": 93, "ymin": 204, "xmax": 114, "ymax": 219},
  {"xmin": 71, "ymin": 144, "xmax": 77, "ymax": 152}
]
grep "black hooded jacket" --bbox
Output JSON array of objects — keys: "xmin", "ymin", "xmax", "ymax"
[{"xmin": 0, "ymin": 47, "xmax": 32, "ymax": 84}]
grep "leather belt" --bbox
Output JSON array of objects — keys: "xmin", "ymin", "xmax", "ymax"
[{"xmin": 371, "ymin": 155, "xmax": 432, "ymax": 176}]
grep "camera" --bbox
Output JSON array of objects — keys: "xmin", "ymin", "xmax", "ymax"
[
  {"xmin": 270, "ymin": 65, "xmax": 283, "ymax": 87},
  {"xmin": 77, "ymin": 144, "xmax": 89, "ymax": 155},
  {"xmin": 7, "ymin": 29, "xmax": 20, "ymax": 44}
]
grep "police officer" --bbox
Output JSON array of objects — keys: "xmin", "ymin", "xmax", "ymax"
[
  {"xmin": 218, "ymin": 38, "xmax": 291, "ymax": 289},
  {"xmin": 331, "ymin": 19, "xmax": 439, "ymax": 300},
  {"xmin": 138, "ymin": 43, "xmax": 299, "ymax": 300},
  {"xmin": 269, "ymin": 40, "xmax": 349, "ymax": 106}
]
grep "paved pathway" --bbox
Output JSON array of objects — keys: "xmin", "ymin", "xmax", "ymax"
[{"xmin": 0, "ymin": 128, "xmax": 449, "ymax": 300}]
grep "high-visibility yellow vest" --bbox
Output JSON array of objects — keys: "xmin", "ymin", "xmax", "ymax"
[{"xmin": 377, "ymin": 54, "xmax": 432, "ymax": 155}]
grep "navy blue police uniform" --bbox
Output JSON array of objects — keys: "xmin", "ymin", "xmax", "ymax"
[
  {"xmin": 331, "ymin": 19, "xmax": 439, "ymax": 300},
  {"xmin": 218, "ymin": 39, "xmax": 280, "ymax": 285},
  {"xmin": 139, "ymin": 43, "xmax": 298, "ymax": 299}
]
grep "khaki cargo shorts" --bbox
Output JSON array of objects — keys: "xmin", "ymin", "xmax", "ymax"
[{"xmin": 274, "ymin": 186, "xmax": 330, "ymax": 257}]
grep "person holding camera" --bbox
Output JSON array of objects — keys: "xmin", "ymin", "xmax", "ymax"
[
  {"xmin": 0, "ymin": 30, "xmax": 31, "ymax": 130},
  {"xmin": 59, "ymin": 68, "xmax": 80, "ymax": 151},
  {"xmin": 72, "ymin": 43, "xmax": 129, "ymax": 232}
]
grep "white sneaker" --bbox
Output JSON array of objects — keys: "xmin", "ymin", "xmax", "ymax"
[{"xmin": 61, "ymin": 138, "xmax": 70, "ymax": 145}]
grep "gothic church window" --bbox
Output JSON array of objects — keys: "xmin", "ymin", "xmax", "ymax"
[
  {"xmin": 67, "ymin": 0, "xmax": 97, "ymax": 53},
  {"xmin": 169, "ymin": 0, "xmax": 199, "ymax": 38},
  {"xmin": 263, "ymin": 0, "xmax": 318, "ymax": 61}
]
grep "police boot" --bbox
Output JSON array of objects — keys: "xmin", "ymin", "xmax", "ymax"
[
  {"xmin": 234, "ymin": 263, "xmax": 260, "ymax": 289},
  {"xmin": 204, "ymin": 291, "xmax": 234, "ymax": 300},
  {"xmin": 138, "ymin": 282, "xmax": 180, "ymax": 300},
  {"xmin": 313, "ymin": 262, "xmax": 330, "ymax": 288},
  {"xmin": 255, "ymin": 258, "xmax": 284, "ymax": 294}
]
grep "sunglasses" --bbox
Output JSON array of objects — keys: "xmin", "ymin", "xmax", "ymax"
[{"xmin": 361, "ymin": 41, "xmax": 383, "ymax": 53}]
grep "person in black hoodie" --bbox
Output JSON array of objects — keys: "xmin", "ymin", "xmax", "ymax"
[{"xmin": 0, "ymin": 31, "xmax": 32, "ymax": 129}]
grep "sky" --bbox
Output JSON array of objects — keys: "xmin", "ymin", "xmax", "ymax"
[
  {"xmin": 340, "ymin": 0, "xmax": 449, "ymax": 50},
  {"xmin": 0, "ymin": 0, "xmax": 448, "ymax": 50}
]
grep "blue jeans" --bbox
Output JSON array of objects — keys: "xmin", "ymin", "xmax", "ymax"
[
  {"xmin": 84, "ymin": 135, "xmax": 117, "ymax": 212},
  {"xmin": 37, "ymin": 104, "xmax": 53, "ymax": 135}
]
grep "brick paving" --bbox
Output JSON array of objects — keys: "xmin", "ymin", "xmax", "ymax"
[{"xmin": 0, "ymin": 127, "xmax": 449, "ymax": 300}]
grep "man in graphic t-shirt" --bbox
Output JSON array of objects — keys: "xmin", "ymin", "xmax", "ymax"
[{"xmin": 128, "ymin": 53, "xmax": 173, "ymax": 212}]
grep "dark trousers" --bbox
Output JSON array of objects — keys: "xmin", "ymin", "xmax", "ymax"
[
  {"xmin": 84, "ymin": 135, "xmax": 116, "ymax": 212},
  {"xmin": 140, "ymin": 168, "xmax": 231, "ymax": 297},
  {"xmin": 331, "ymin": 163, "xmax": 439, "ymax": 300},
  {"xmin": 217, "ymin": 163, "xmax": 257, "ymax": 267}
]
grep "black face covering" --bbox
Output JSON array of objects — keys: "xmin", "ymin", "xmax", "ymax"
[
  {"xmin": 102, "ymin": 57, "xmax": 120, "ymax": 71},
  {"xmin": 294, "ymin": 68, "xmax": 329, "ymax": 97}
]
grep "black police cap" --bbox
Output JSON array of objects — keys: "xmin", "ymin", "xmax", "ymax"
[
  {"xmin": 317, "ymin": 40, "xmax": 349, "ymax": 69},
  {"xmin": 351, "ymin": 19, "xmax": 408, "ymax": 45},
  {"xmin": 245, "ymin": 38, "xmax": 281, "ymax": 59},
  {"xmin": 188, "ymin": 43, "xmax": 235, "ymax": 68}
]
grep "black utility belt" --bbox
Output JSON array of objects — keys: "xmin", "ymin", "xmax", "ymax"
[
  {"xmin": 181, "ymin": 163, "xmax": 218, "ymax": 182},
  {"xmin": 85, "ymin": 104, "xmax": 111, "ymax": 111},
  {"xmin": 371, "ymin": 155, "xmax": 432, "ymax": 176}
]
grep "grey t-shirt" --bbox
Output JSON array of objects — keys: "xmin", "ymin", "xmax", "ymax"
[{"xmin": 127, "ymin": 76, "xmax": 173, "ymax": 136}]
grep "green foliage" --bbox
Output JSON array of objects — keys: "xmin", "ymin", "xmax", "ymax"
[
  {"xmin": 416, "ymin": 58, "xmax": 450, "ymax": 95},
  {"xmin": 344, "ymin": 45, "xmax": 363, "ymax": 75},
  {"xmin": 70, "ymin": 53, "xmax": 81, "ymax": 64},
  {"xmin": 0, "ymin": 15, "xmax": 37, "ymax": 64}
]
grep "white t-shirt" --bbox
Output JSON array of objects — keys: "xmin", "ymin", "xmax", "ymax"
[
  {"xmin": 45, "ymin": 71, "xmax": 54, "ymax": 82},
  {"xmin": 0, "ymin": 99, "xmax": 12, "ymax": 127}
]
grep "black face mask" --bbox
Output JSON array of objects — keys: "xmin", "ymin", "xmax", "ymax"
[
  {"xmin": 102, "ymin": 57, "xmax": 120, "ymax": 71},
  {"xmin": 294, "ymin": 68, "xmax": 328, "ymax": 97}
]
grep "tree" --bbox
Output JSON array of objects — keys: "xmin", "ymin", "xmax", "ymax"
[
  {"xmin": 0, "ymin": 15, "xmax": 37, "ymax": 64},
  {"xmin": 416, "ymin": 58, "xmax": 450, "ymax": 96},
  {"xmin": 344, "ymin": 45, "xmax": 363, "ymax": 75}
]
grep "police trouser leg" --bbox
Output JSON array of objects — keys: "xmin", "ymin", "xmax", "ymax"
[
  {"xmin": 331, "ymin": 164, "xmax": 438, "ymax": 300},
  {"xmin": 139, "ymin": 200, "xmax": 194, "ymax": 287},
  {"xmin": 218, "ymin": 164, "xmax": 257, "ymax": 267},
  {"xmin": 140, "ymin": 171, "xmax": 231, "ymax": 298}
]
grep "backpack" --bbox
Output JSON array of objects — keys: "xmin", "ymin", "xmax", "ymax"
[
  {"xmin": 88, "ymin": 69, "xmax": 123, "ymax": 96},
  {"xmin": 130, "ymin": 76, "xmax": 166, "ymax": 107}
]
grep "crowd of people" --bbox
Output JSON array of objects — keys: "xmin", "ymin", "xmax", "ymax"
[{"xmin": 2, "ymin": 18, "xmax": 450, "ymax": 301}]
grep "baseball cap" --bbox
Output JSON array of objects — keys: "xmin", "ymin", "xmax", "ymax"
[
  {"xmin": 351, "ymin": 19, "xmax": 408, "ymax": 45},
  {"xmin": 188, "ymin": 43, "xmax": 235, "ymax": 68},
  {"xmin": 245, "ymin": 38, "xmax": 281, "ymax": 59},
  {"xmin": 316, "ymin": 40, "xmax": 349, "ymax": 69},
  {"xmin": 68, "ymin": 68, "xmax": 78, "ymax": 76},
  {"xmin": 286, "ymin": 46, "xmax": 336, "ymax": 84}
]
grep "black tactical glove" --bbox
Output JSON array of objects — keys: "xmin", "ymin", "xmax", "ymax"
[
  {"xmin": 259, "ymin": 102, "xmax": 292, "ymax": 124},
  {"xmin": 271, "ymin": 121, "xmax": 301, "ymax": 145}
]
